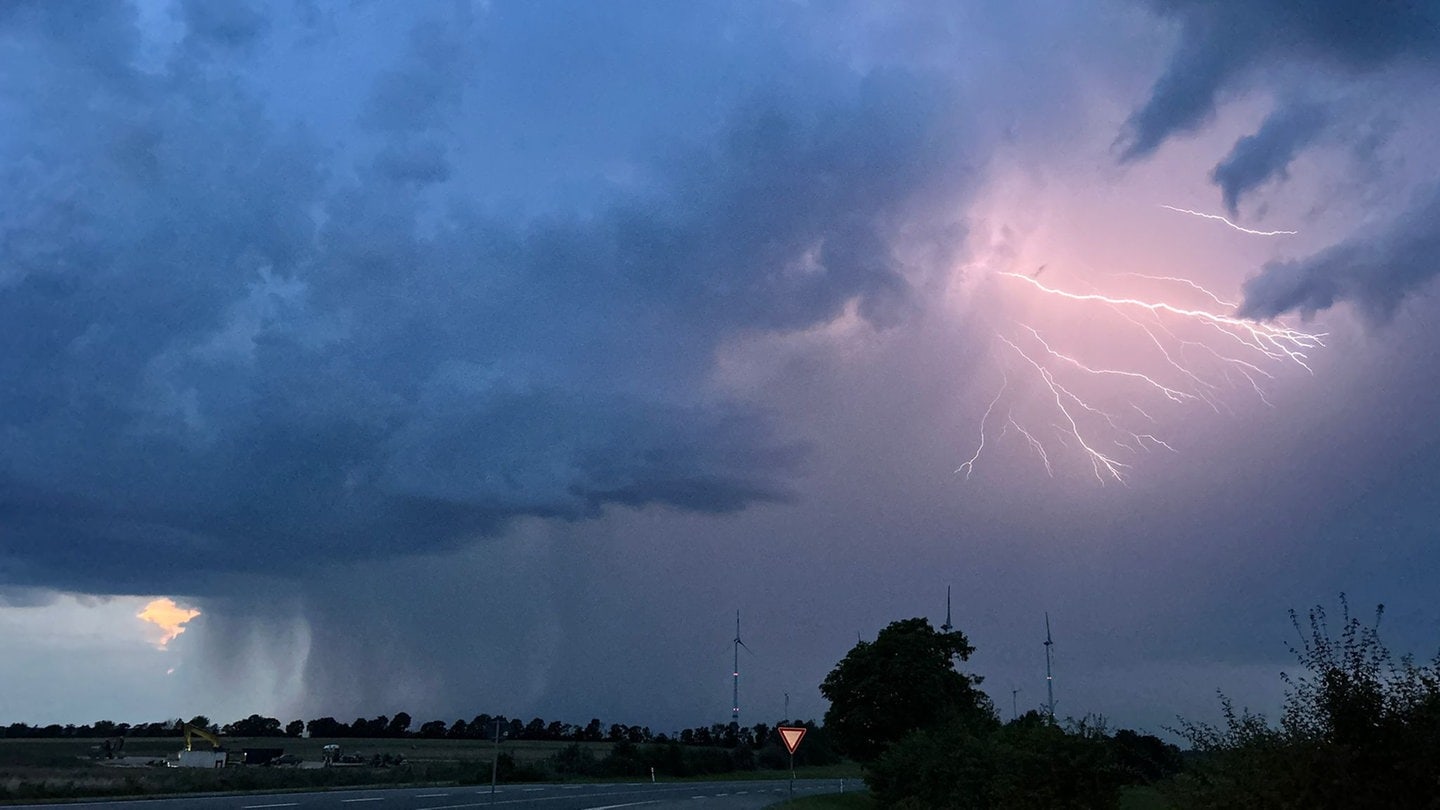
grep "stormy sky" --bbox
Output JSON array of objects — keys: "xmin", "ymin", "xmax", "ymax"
[{"xmin": 3, "ymin": 0, "xmax": 1439, "ymax": 737}]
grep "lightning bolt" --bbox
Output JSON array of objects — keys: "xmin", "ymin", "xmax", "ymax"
[
  {"xmin": 999, "ymin": 272, "xmax": 1324, "ymax": 368},
  {"xmin": 1018, "ymin": 324, "xmax": 1196, "ymax": 404},
  {"xmin": 1160, "ymin": 205, "xmax": 1298, "ymax": 237},
  {"xmin": 1113, "ymin": 272, "xmax": 1239, "ymax": 309},
  {"xmin": 997, "ymin": 335, "xmax": 1129, "ymax": 484},
  {"xmin": 1001, "ymin": 411, "xmax": 1053, "ymax": 476},
  {"xmin": 958, "ymin": 267, "xmax": 1326, "ymax": 484},
  {"xmin": 957, "ymin": 374, "xmax": 1006, "ymax": 480}
]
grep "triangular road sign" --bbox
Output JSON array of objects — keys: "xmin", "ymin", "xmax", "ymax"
[{"xmin": 778, "ymin": 726, "xmax": 806, "ymax": 754}]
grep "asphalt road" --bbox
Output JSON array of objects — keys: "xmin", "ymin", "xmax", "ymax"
[{"xmin": 2, "ymin": 779, "xmax": 854, "ymax": 810}]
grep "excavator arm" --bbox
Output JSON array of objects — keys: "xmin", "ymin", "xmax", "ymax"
[{"xmin": 182, "ymin": 722, "xmax": 223, "ymax": 751}]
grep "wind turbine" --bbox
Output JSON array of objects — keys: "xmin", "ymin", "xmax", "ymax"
[
  {"xmin": 1044, "ymin": 612, "xmax": 1056, "ymax": 720},
  {"xmin": 941, "ymin": 586, "xmax": 954, "ymax": 633},
  {"xmin": 732, "ymin": 610, "xmax": 752, "ymax": 722}
]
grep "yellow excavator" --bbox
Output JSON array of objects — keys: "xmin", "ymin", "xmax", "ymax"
[
  {"xmin": 174, "ymin": 723, "xmax": 231, "ymax": 768},
  {"xmin": 182, "ymin": 722, "xmax": 223, "ymax": 752}
]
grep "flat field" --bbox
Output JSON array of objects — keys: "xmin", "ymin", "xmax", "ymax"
[
  {"xmin": 0, "ymin": 736, "xmax": 604, "ymax": 769},
  {"xmin": 0, "ymin": 737, "xmax": 607, "ymax": 802},
  {"xmin": 0, "ymin": 738, "xmax": 858, "ymax": 802}
]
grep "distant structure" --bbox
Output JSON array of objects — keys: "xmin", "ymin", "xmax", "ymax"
[
  {"xmin": 732, "ymin": 610, "xmax": 751, "ymax": 722},
  {"xmin": 1044, "ymin": 612, "xmax": 1056, "ymax": 720},
  {"xmin": 941, "ymin": 585, "xmax": 954, "ymax": 633}
]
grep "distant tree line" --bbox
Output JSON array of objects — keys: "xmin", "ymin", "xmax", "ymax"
[{"xmin": 0, "ymin": 711, "xmax": 834, "ymax": 762}]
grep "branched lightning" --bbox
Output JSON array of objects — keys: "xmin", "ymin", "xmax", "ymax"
[
  {"xmin": 1018, "ymin": 324, "xmax": 1196, "ymax": 403},
  {"xmin": 1003, "ymin": 411, "xmax": 1053, "ymax": 476},
  {"xmin": 1159, "ymin": 204, "xmax": 1298, "ymax": 237},
  {"xmin": 1113, "ymin": 272, "xmax": 1239, "ymax": 309},
  {"xmin": 997, "ymin": 335, "xmax": 1129, "ymax": 483},
  {"xmin": 958, "ymin": 266, "xmax": 1326, "ymax": 484},
  {"xmin": 956, "ymin": 374, "xmax": 1006, "ymax": 480},
  {"xmin": 1000, "ymin": 272, "xmax": 1325, "ymax": 366}
]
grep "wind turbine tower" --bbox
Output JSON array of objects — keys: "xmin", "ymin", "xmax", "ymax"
[
  {"xmin": 732, "ymin": 610, "xmax": 751, "ymax": 722},
  {"xmin": 941, "ymin": 586, "xmax": 953, "ymax": 633},
  {"xmin": 1044, "ymin": 612, "xmax": 1056, "ymax": 720}
]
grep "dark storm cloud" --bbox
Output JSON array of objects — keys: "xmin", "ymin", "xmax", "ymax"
[
  {"xmin": 1118, "ymin": 0, "xmax": 1440, "ymax": 162},
  {"xmin": 1239, "ymin": 184, "xmax": 1440, "ymax": 321},
  {"xmin": 1210, "ymin": 100, "xmax": 1329, "ymax": 215},
  {"xmin": 0, "ymin": 3, "xmax": 975, "ymax": 594}
]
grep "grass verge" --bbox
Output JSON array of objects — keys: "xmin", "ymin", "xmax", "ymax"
[{"xmin": 772, "ymin": 793, "xmax": 875, "ymax": 809}]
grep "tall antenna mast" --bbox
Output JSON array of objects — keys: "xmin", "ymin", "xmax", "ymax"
[
  {"xmin": 1044, "ymin": 612, "xmax": 1056, "ymax": 721},
  {"xmin": 941, "ymin": 586, "xmax": 953, "ymax": 633},
  {"xmin": 732, "ymin": 610, "xmax": 750, "ymax": 722}
]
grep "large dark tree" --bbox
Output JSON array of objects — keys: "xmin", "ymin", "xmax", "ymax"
[
  {"xmin": 386, "ymin": 712, "xmax": 412, "ymax": 737},
  {"xmin": 821, "ymin": 617, "xmax": 995, "ymax": 762}
]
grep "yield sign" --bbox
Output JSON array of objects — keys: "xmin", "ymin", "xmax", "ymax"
[{"xmin": 778, "ymin": 726, "xmax": 806, "ymax": 754}]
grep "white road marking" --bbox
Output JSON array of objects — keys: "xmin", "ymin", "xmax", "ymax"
[
  {"xmin": 243, "ymin": 804, "xmax": 299, "ymax": 809},
  {"xmin": 579, "ymin": 802, "xmax": 659, "ymax": 810},
  {"xmin": 415, "ymin": 795, "xmax": 448, "ymax": 799},
  {"xmin": 342, "ymin": 799, "xmax": 385, "ymax": 803}
]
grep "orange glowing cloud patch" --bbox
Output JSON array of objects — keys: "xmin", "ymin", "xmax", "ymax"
[{"xmin": 136, "ymin": 598, "xmax": 201, "ymax": 648}]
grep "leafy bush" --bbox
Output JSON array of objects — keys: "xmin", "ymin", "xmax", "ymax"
[
  {"xmin": 1167, "ymin": 596, "xmax": 1440, "ymax": 809},
  {"xmin": 867, "ymin": 713, "xmax": 1130, "ymax": 809}
]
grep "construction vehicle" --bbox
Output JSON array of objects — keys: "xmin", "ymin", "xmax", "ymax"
[
  {"xmin": 321, "ymin": 744, "xmax": 402, "ymax": 767},
  {"xmin": 87, "ymin": 737, "xmax": 125, "ymax": 759},
  {"xmin": 173, "ymin": 722, "xmax": 233, "ymax": 768}
]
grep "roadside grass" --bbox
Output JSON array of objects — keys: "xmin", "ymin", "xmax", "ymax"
[
  {"xmin": 771, "ymin": 793, "xmax": 875, "ymax": 809},
  {"xmin": 662, "ymin": 763, "xmax": 862, "ymax": 782}
]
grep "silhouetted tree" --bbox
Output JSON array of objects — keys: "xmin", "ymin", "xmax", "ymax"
[
  {"xmin": 285, "ymin": 720, "xmax": 305, "ymax": 738},
  {"xmin": 229, "ymin": 714, "xmax": 284, "ymax": 737},
  {"xmin": 307, "ymin": 717, "xmax": 349, "ymax": 737},
  {"xmin": 822, "ymin": 617, "xmax": 994, "ymax": 762},
  {"xmin": 386, "ymin": 712, "xmax": 412, "ymax": 737}
]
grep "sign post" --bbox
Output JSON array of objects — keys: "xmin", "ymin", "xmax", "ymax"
[
  {"xmin": 778, "ymin": 726, "xmax": 807, "ymax": 800},
  {"xmin": 490, "ymin": 719, "xmax": 501, "ymax": 800}
]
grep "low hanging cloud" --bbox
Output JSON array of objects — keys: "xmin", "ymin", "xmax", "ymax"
[
  {"xmin": 1211, "ymin": 99, "xmax": 1329, "ymax": 215},
  {"xmin": 1116, "ymin": 1, "xmax": 1440, "ymax": 321},
  {"xmin": 1239, "ymin": 184, "xmax": 1440, "ymax": 322},
  {"xmin": 1118, "ymin": 0, "xmax": 1440, "ymax": 163},
  {"xmin": 0, "ymin": 3, "xmax": 977, "ymax": 596}
]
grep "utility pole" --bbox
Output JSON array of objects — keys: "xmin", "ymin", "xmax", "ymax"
[
  {"xmin": 1011, "ymin": 688, "xmax": 1021, "ymax": 721},
  {"xmin": 490, "ymin": 719, "xmax": 501, "ymax": 797},
  {"xmin": 784, "ymin": 692, "xmax": 789, "ymax": 723}
]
